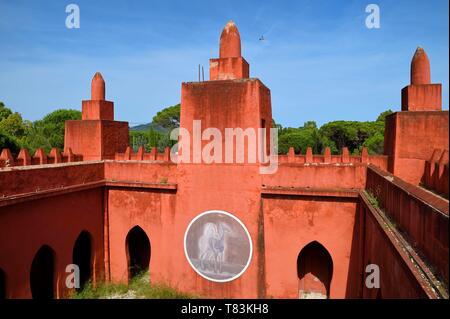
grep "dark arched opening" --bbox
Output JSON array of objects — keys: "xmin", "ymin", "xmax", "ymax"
[
  {"xmin": 297, "ymin": 241, "xmax": 333, "ymax": 299},
  {"xmin": 30, "ymin": 245, "xmax": 55, "ymax": 299},
  {"xmin": 72, "ymin": 230, "xmax": 92, "ymax": 289},
  {"xmin": 126, "ymin": 226, "xmax": 151, "ymax": 280},
  {"xmin": 0, "ymin": 268, "xmax": 5, "ymax": 299}
]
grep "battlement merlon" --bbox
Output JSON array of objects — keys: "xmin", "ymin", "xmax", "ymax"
[
  {"xmin": 115, "ymin": 146, "xmax": 172, "ymax": 162},
  {"xmin": 0, "ymin": 147, "xmax": 81, "ymax": 168}
]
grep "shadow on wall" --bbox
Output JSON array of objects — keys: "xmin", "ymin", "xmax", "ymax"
[
  {"xmin": 126, "ymin": 226, "xmax": 151, "ymax": 281},
  {"xmin": 297, "ymin": 241, "xmax": 333, "ymax": 299}
]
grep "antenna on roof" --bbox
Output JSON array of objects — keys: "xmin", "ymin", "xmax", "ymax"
[
  {"xmin": 202, "ymin": 66, "xmax": 204, "ymax": 82},
  {"xmin": 198, "ymin": 64, "xmax": 201, "ymax": 82}
]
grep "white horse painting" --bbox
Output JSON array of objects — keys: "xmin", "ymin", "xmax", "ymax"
[{"xmin": 198, "ymin": 222, "xmax": 232, "ymax": 273}]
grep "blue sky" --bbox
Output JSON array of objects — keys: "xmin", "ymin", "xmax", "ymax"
[{"xmin": 0, "ymin": 0, "xmax": 448, "ymax": 127}]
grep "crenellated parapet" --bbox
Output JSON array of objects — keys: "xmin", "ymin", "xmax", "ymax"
[
  {"xmin": 278, "ymin": 146, "xmax": 388, "ymax": 168},
  {"xmin": 0, "ymin": 147, "xmax": 82, "ymax": 168},
  {"xmin": 115, "ymin": 146, "xmax": 174, "ymax": 162}
]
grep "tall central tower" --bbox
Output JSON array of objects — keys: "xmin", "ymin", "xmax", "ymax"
[{"xmin": 170, "ymin": 21, "xmax": 273, "ymax": 298}]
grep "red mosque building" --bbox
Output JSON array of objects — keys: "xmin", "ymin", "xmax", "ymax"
[{"xmin": 0, "ymin": 21, "xmax": 448, "ymax": 299}]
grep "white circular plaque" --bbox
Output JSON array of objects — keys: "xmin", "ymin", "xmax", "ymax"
[{"xmin": 184, "ymin": 210, "xmax": 253, "ymax": 282}]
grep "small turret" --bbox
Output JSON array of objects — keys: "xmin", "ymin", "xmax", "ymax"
[
  {"xmin": 210, "ymin": 20, "xmax": 249, "ymax": 80},
  {"xmin": 401, "ymin": 47, "xmax": 441, "ymax": 111}
]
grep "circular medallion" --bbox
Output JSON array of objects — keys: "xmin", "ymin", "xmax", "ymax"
[{"xmin": 184, "ymin": 210, "xmax": 253, "ymax": 282}]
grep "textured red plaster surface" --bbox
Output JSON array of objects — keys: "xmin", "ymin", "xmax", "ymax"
[
  {"xmin": 384, "ymin": 111, "xmax": 449, "ymax": 184},
  {"xmin": 262, "ymin": 196, "xmax": 357, "ymax": 298},
  {"xmin": 0, "ymin": 188, "xmax": 104, "ymax": 298}
]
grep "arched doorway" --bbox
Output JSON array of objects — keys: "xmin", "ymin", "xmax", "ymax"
[
  {"xmin": 0, "ymin": 268, "xmax": 5, "ymax": 299},
  {"xmin": 297, "ymin": 241, "xmax": 333, "ymax": 299},
  {"xmin": 72, "ymin": 230, "xmax": 92, "ymax": 289},
  {"xmin": 30, "ymin": 245, "xmax": 55, "ymax": 299},
  {"xmin": 126, "ymin": 226, "xmax": 151, "ymax": 280}
]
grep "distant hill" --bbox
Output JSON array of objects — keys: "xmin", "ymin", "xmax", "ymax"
[
  {"xmin": 129, "ymin": 122, "xmax": 168, "ymax": 133},
  {"xmin": 130, "ymin": 103, "xmax": 180, "ymax": 134}
]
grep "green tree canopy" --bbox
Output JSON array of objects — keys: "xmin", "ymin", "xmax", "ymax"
[
  {"xmin": 0, "ymin": 131, "xmax": 21, "ymax": 156},
  {"xmin": 277, "ymin": 110, "xmax": 390, "ymax": 155},
  {"xmin": 23, "ymin": 109, "xmax": 81, "ymax": 153},
  {"xmin": 376, "ymin": 109, "xmax": 393, "ymax": 122},
  {"xmin": 0, "ymin": 102, "xmax": 13, "ymax": 121},
  {"xmin": 152, "ymin": 104, "xmax": 180, "ymax": 131},
  {"xmin": 363, "ymin": 132, "xmax": 384, "ymax": 155},
  {"xmin": 0, "ymin": 112, "xmax": 30, "ymax": 138},
  {"xmin": 319, "ymin": 121, "xmax": 384, "ymax": 154},
  {"xmin": 278, "ymin": 125, "xmax": 322, "ymax": 154}
]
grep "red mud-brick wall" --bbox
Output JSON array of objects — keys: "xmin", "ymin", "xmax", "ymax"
[
  {"xmin": 384, "ymin": 111, "xmax": 449, "ymax": 185},
  {"xmin": 354, "ymin": 196, "xmax": 430, "ymax": 298},
  {"xmin": 365, "ymin": 165, "xmax": 449, "ymax": 284},
  {"xmin": 401, "ymin": 84, "xmax": 442, "ymax": 111},
  {"xmin": 104, "ymin": 161, "xmax": 177, "ymax": 185},
  {"xmin": 107, "ymin": 188, "xmax": 177, "ymax": 284},
  {"xmin": 210, "ymin": 57, "xmax": 249, "ymax": 80},
  {"xmin": 171, "ymin": 164, "xmax": 264, "ymax": 298},
  {"xmin": 171, "ymin": 77, "xmax": 273, "ymax": 298},
  {"xmin": 64, "ymin": 120, "xmax": 129, "ymax": 161},
  {"xmin": 101, "ymin": 121, "xmax": 130, "ymax": 160},
  {"xmin": 0, "ymin": 162, "xmax": 104, "ymax": 197},
  {"xmin": 262, "ymin": 195, "xmax": 358, "ymax": 298},
  {"xmin": 262, "ymin": 164, "xmax": 368, "ymax": 190},
  {"xmin": 0, "ymin": 187, "xmax": 104, "ymax": 298},
  {"xmin": 180, "ymin": 79, "xmax": 271, "ymax": 164},
  {"xmin": 277, "ymin": 152, "xmax": 388, "ymax": 170}
]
